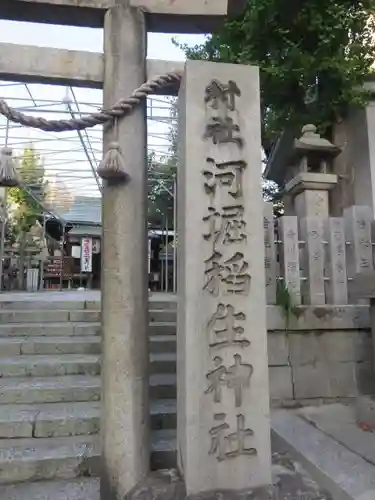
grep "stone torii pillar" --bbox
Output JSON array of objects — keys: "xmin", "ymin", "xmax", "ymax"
[
  {"xmin": 101, "ymin": 6, "xmax": 148, "ymax": 500},
  {"xmin": 100, "ymin": 2, "xmax": 243, "ymax": 500}
]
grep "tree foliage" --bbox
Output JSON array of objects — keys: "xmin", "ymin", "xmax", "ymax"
[
  {"xmin": 8, "ymin": 146, "xmax": 46, "ymax": 233},
  {"xmin": 178, "ymin": 0, "xmax": 375, "ymax": 153}
]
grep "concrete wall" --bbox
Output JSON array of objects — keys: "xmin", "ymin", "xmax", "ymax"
[{"xmin": 266, "ymin": 305, "xmax": 374, "ymax": 406}]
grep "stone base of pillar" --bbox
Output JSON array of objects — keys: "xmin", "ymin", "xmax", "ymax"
[
  {"xmin": 186, "ymin": 487, "xmax": 273, "ymax": 500},
  {"xmin": 124, "ymin": 470, "xmax": 186, "ymax": 500},
  {"xmin": 123, "ymin": 466, "xmax": 328, "ymax": 500},
  {"xmin": 124, "ymin": 475, "xmax": 273, "ymax": 500}
]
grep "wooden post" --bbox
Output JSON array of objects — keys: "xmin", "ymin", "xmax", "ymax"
[{"xmin": 101, "ymin": 5, "xmax": 149, "ymax": 499}]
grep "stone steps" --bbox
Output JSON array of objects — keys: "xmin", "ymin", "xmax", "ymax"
[
  {"xmin": 0, "ymin": 337, "xmax": 102, "ymax": 356},
  {"xmin": 0, "ymin": 375, "xmax": 176, "ymax": 411},
  {"xmin": 0, "ymin": 435, "xmax": 99, "ymax": 485},
  {"xmin": 0, "ymin": 376, "xmax": 101, "ymax": 404},
  {"xmin": 0, "ymin": 310, "xmax": 176, "ymax": 325},
  {"xmin": 150, "ymin": 352, "xmax": 176, "ymax": 374},
  {"xmin": 0, "ymin": 300, "xmax": 96, "ymax": 311},
  {"xmin": 0, "ymin": 430, "xmax": 177, "ymax": 485},
  {"xmin": 149, "ymin": 335, "xmax": 176, "ymax": 353},
  {"xmin": 149, "ymin": 300, "xmax": 177, "ymax": 311},
  {"xmin": 0, "ymin": 352, "xmax": 176, "ymax": 377},
  {"xmin": 0, "ymin": 477, "xmax": 100, "ymax": 500},
  {"xmin": 148, "ymin": 322, "xmax": 177, "ymax": 336},
  {"xmin": 0, "ymin": 296, "xmax": 176, "ymax": 308},
  {"xmin": 0, "ymin": 322, "xmax": 176, "ymax": 337},
  {"xmin": 149, "ymin": 309, "xmax": 177, "ymax": 323},
  {"xmin": 0, "ymin": 354, "xmax": 101, "ymax": 377},
  {"xmin": 0, "ymin": 402, "xmax": 101, "ymax": 439},
  {"xmin": 0, "ymin": 299, "xmax": 176, "ymax": 312},
  {"xmin": 0, "ymin": 353, "xmax": 176, "ymax": 377},
  {"xmin": 150, "ymin": 429, "xmax": 177, "ymax": 470},
  {"xmin": 150, "ymin": 374, "xmax": 177, "ymax": 399},
  {"xmin": 0, "ymin": 297, "xmax": 178, "ymax": 487},
  {"xmin": 0, "ymin": 310, "xmax": 101, "ymax": 323},
  {"xmin": 0, "ymin": 322, "xmax": 101, "ymax": 337},
  {"xmin": 0, "ymin": 400, "xmax": 177, "ymax": 439},
  {"xmin": 1, "ymin": 374, "xmax": 178, "ymax": 404},
  {"xmin": 150, "ymin": 399, "xmax": 177, "ymax": 430}
]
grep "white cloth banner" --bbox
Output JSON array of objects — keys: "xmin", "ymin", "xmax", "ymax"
[{"xmin": 81, "ymin": 237, "xmax": 92, "ymax": 273}]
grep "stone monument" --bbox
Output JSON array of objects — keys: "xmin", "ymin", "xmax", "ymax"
[{"xmin": 177, "ymin": 61, "xmax": 271, "ymax": 497}]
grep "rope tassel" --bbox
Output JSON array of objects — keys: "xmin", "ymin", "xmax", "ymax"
[
  {"xmin": 0, "ymin": 147, "xmax": 19, "ymax": 187},
  {"xmin": 97, "ymin": 141, "xmax": 130, "ymax": 182}
]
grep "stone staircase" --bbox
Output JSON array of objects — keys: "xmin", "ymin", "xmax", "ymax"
[{"xmin": 0, "ymin": 295, "xmax": 177, "ymax": 497}]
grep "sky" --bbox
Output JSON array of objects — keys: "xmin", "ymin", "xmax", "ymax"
[
  {"xmin": 0, "ymin": 19, "xmax": 205, "ymax": 216},
  {"xmin": 0, "ymin": 19, "xmax": 203, "ymax": 58}
]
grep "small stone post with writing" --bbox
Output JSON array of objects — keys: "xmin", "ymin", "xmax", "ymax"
[{"xmin": 177, "ymin": 60, "xmax": 271, "ymax": 498}]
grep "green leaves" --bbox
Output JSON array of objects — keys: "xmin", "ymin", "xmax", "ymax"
[
  {"xmin": 178, "ymin": 0, "xmax": 375, "ymax": 147},
  {"xmin": 8, "ymin": 146, "xmax": 46, "ymax": 233}
]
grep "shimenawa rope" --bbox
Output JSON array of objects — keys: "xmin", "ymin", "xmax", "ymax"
[{"xmin": 0, "ymin": 71, "xmax": 182, "ymax": 183}]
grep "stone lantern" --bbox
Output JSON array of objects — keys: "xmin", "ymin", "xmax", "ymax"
[{"xmin": 284, "ymin": 124, "xmax": 341, "ymax": 218}]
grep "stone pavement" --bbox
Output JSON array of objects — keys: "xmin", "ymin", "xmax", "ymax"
[
  {"xmin": 271, "ymin": 448, "xmax": 331, "ymax": 500},
  {"xmin": 273, "ymin": 404, "xmax": 375, "ymax": 500},
  {"xmin": 298, "ymin": 403, "xmax": 375, "ymax": 466}
]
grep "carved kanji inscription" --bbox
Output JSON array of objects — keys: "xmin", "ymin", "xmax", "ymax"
[
  {"xmin": 203, "ymin": 252, "xmax": 251, "ymax": 296},
  {"xmin": 203, "ymin": 205, "xmax": 247, "ymax": 245},
  {"xmin": 206, "ymin": 303, "xmax": 249, "ymax": 349},
  {"xmin": 205, "ymin": 354, "xmax": 253, "ymax": 407},
  {"xmin": 204, "ymin": 117, "xmax": 243, "ymax": 147},
  {"xmin": 209, "ymin": 413, "xmax": 257, "ymax": 461},
  {"xmin": 203, "ymin": 157, "xmax": 247, "ymax": 199},
  {"xmin": 205, "ymin": 79, "xmax": 241, "ymax": 111}
]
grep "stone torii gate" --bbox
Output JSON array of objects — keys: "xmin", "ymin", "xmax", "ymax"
[{"xmin": 0, "ymin": 1, "xmax": 272, "ymax": 500}]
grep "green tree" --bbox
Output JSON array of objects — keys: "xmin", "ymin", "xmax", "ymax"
[
  {"xmin": 8, "ymin": 146, "xmax": 46, "ymax": 232},
  {"xmin": 7, "ymin": 146, "xmax": 46, "ymax": 287},
  {"xmin": 177, "ymin": 0, "xmax": 375, "ymax": 153}
]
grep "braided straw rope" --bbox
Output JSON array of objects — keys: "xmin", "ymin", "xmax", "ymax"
[{"xmin": 0, "ymin": 72, "xmax": 182, "ymax": 132}]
